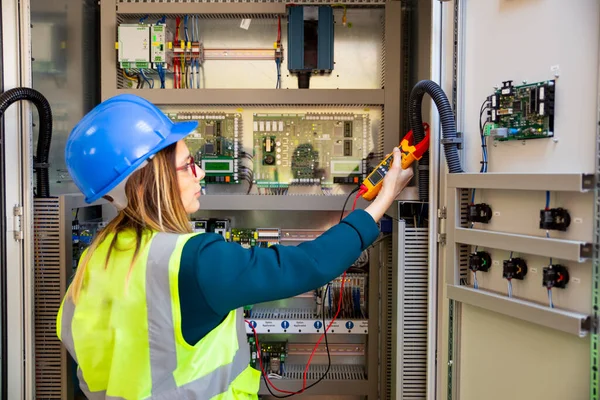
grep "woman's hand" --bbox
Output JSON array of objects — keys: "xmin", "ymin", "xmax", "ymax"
[{"xmin": 365, "ymin": 147, "xmax": 414, "ymax": 222}]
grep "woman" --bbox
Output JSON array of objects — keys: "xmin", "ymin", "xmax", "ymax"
[{"xmin": 57, "ymin": 94, "xmax": 413, "ymax": 399}]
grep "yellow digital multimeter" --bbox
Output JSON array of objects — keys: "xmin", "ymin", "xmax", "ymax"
[{"xmin": 361, "ymin": 123, "xmax": 430, "ymax": 201}]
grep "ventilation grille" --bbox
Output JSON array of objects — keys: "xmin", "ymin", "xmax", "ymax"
[
  {"xmin": 382, "ymin": 235, "xmax": 394, "ymax": 400},
  {"xmin": 458, "ymin": 188, "xmax": 469, "ymax": 283},
  {"xmin": 34, "ymin": 198, "xmax": 67, "ymax": 399},
  {"xmin": 380, "ymin": 12, "xmax": 386, "ymax": 90},
  {"xmin": 378, "ymin": 107, "xmax": 386, "ymax": 157},
  {"xmin": 283, "ymin": 364, "xmax": 366, "ymax": 380},
  {"xmin": 398, "ymin": 224, "xmax": 429, "ymax": 399},
  {"xmin": 399, "ymin": 1, "xmax": 415, "ymax": 136}
]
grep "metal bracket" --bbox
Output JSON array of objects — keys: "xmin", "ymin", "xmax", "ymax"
[
  {"xmin": 581, "ymin": 243, "xmax": 594, "ymax": 259},
  {"xmin": 13, "ymin": 206, "xmax": 23, "ymax": 241},
  {"xmin": 441, "ymin": 132, "xmax": 463, "ymax": 149},
  {"xmin": 583, "ymin": 174, "xmax": 596, "ymax": 190},
  {"xmin": 583, "ymin": 315, "xmax": 596, "ymax": 334}
]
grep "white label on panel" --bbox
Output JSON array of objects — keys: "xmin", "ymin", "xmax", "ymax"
[
  {"xmin": 574, "ymin": 217, "xmax": 583, "ymax": 224},
  {"xmin": 493, "ymin": 260, "xmax": 499, "ymax": 266},
  {"xmin": 240, "ymin": 19, "xmax": 251, "ymax": 30},
  {"xmin": 494, "ymin": 211, "xmax": 501, "ymax": 217},
  {"xmin": 530, "ymin": 268, "xmax": 538, "ymax": 274},
  {"xmin": 572, "ymin": 277, "xmax": 581, "ymax": 284}
]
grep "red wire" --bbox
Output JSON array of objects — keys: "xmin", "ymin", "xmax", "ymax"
[
  {"xmin": 245, "ymin": 187, "xmax": 366, "ymax": 395},
  {"xmin": 277, "ymin": 16, "xmax": 281, "ymax": 42}
]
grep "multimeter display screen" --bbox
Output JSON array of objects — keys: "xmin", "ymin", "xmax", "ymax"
[{"xmin": 368, "ymin": 170, "xmax": 384, "ymax": 186}]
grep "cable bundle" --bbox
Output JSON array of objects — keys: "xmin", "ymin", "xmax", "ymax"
[{"xmin": 321, "ymin": 273, "xmax": 367, "ymax": 319}]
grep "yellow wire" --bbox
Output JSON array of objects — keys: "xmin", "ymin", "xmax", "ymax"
[
  {"xmin": 122, "ymin": 69, "xmax": 138, "ymax": 82},
  {"xmin": 181, "ymin": 54, "xmax": 186, "ymax": 88},
  {"xmin": 331, "ymin": 3, "xmax": 348, "ymax": 26}
]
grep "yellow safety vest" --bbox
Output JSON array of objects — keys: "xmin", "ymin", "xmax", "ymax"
[{"xmin": 56, "ymin": 230, "xmax": 261, "ymax": 399}]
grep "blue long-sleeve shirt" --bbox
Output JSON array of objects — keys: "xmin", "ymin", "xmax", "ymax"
[{"xmin": 178, "ymin": 209, "xmax": 380, "ymax": 345}]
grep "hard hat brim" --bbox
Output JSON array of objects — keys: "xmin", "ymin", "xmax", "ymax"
[{"xmin": 85, "ymin": 120, "xmax": 199, "ymax": 204}]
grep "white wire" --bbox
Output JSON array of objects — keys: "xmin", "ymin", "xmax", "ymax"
[
  {"xmin": 548, "ymin": 288, "xmax": 554, "ymax": 308},
  {"xmin": 473, "ymin": 271, "xmax": 478, "ymax": 289},
  {"xmin": 507, "ymin": 279, "xmax": 513, "ymax": 298}
]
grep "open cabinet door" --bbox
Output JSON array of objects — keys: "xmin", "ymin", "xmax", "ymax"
[
  {"xmin": 1, "ymin": 0, "xmax": 35, "ymax": 399},
  {"xmin": 435, "ymin": 1, "xmax": 600, "ymax": 400}
]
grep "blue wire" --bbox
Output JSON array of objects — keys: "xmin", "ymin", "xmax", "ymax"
[
  {"xmin": 275, "ymin": 58, "xmax": 281, "ymax": 89},
  {"xmin": 140, "ymin": 69, "xmax": 153, "ymax": 89},
  {"xmin": 139, "ymin": 14, "xmax": 149, "ymax": 23},
  {"xmin": 157, "ymin": 64, "xmax": 165, "ymax": 88},
  {"xmin": 184, "ymin": 15, "xmax": 189, "ymax": 42},
  {"xmin": 545, "ymin": 191, "xmax": 550, "ymax": 209},
  {"xmin": 196, "ymin": 58, "xmax": 200, "ymax": 89}
]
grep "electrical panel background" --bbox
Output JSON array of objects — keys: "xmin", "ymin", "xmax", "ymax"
[
  {"xmin": 25, "ymin": 1, "xmax": 406, "ymax": 399},
  {"xmin": 437, "ymin": 1, "xmax": 600, "ymax": 400},
  {"xmin": 116, "ymin": 9, "xmax": 384, "ymax": 90}
]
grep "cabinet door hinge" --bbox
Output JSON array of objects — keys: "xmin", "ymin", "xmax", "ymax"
[
  {"xmin": 438, "ymin": 207, "xmax": 447, "ymax": 219},
  {"xmin": 437, "ymin": 207, "xmax": 447, "ymax": 245},
  {"xmin": 13, "ymin": 206, "xmax": 23, "ymax": 241},
  {"xmin": 437, "ymin": 233, "xmax": 447, "ymax": 245}
]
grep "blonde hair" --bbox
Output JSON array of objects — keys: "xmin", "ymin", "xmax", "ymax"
[{"xmin": 68, "ymin": 143, "xmax": 192, "ymax": 303}]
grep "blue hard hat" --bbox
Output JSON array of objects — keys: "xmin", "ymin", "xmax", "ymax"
[{"xmin": 65, "ymin": 94, "xmax": 198, "ymax": 204}]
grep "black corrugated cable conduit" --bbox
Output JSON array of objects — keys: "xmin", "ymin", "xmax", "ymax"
[
  {"xmin": 409, "ymin": 79, "xmax": 463, "ymax": 202},
  {"xmin": 0, "ymin": 88, "xmax": 53, "ymax": 198}
]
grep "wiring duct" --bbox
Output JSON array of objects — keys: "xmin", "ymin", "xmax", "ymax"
[
  {"xmin": 408, "ymin": 79, "xmax": 463, "ymax": 202},
  {"xmin": 0, "ymin": 88, "xmax": 53, "ymax": 198}
]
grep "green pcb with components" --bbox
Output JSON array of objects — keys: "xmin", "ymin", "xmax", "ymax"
[
  {"xmin": 167, "ymin": 112, "xmax": 240, "ymax": 184},
  {"xmin": 486, "ymin": 79, "xmax": 555, "ymax": 141},
  {"xmin": 252, "ymin": 113, "xmax": 368, "ymax": 188},
  {"xmin": 231, "ymin": 229, "xmax": 257, "ymax": 248}
]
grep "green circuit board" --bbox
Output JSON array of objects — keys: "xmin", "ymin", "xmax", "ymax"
[
  {"xmin": 487, "ymin": 79, "xmax": 555, "ymax": 141},
  {"xmin": 252, "ymin": 113, "xmax": 368, "ymax": 188},
  {"xmin": 167, "ymin": 112, "xmax": 240, "ymax": 183},
  {"xmin": 231, "ymin": 229, "xmax": 256, "ymax": 248}
]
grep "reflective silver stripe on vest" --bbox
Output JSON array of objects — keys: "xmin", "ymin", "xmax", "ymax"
[{"xmin": 60, "ymin": 232, "xmax": 250, "ymax": 399}]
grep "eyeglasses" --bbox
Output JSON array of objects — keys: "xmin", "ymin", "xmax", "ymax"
[{"xmin": 176, "ymin": 155, "xmax": 198, "ymax": 177}]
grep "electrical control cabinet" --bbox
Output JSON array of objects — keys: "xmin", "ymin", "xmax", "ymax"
[
  {"xmin": 20, "ymin": 1, "xmax": 599, "ymax": 400},
  {"xmin": 436, "ymin": 1, "xmax": 600, "ymax": 400}
]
